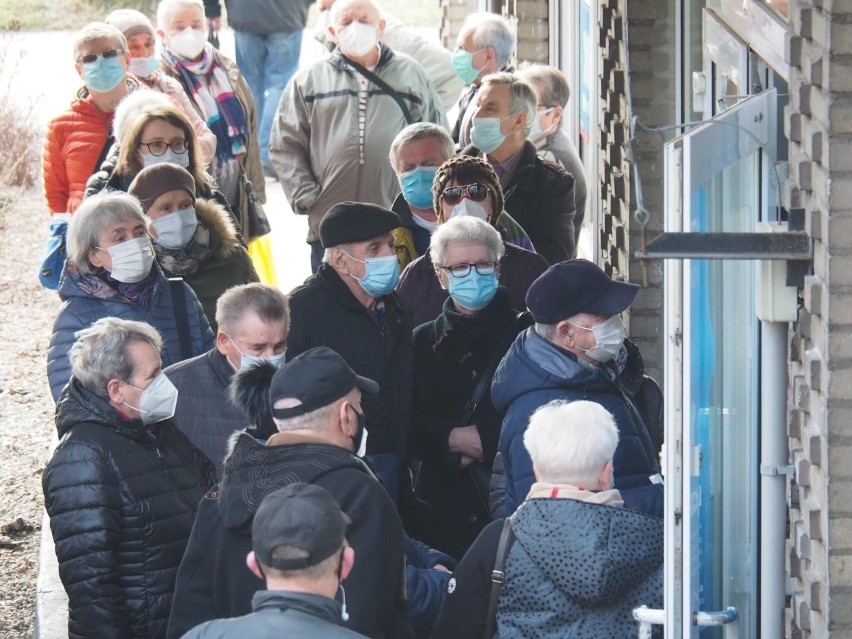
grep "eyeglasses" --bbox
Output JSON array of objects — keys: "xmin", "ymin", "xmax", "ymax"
[
  {"xmin": 79, "ymin": 49, "xmax": 123, "ymax": 64},
  {"xmin": 140, "ymin": 139, "xmax": 189, "ymax": 156},
  {"xmin": 441, "ymin": 183, "xmax": 489, "ymax": 206},
  {"xmin": 439, "ymin": 261, "xmax": 497, "ymax": 278}
]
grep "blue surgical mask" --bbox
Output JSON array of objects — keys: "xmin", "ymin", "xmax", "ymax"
[
  {"xmin": 227, "ymin": 334, "xmax": 286, "ymax": 370},
  {"xmin": 471, "ymin": 116, "xmax": 511, "ymax": 154},
  {"xmin": 345, "ymin": 252, "xmax": 400, "ymax": 298},
  {"xmin": 451, "ymin": 48, "xmax": 482, "ymax": 84},
  {"xmin": 448, "ymin": 270, "xmax": 499, "ymax": 311},
  {"xmin": 400, "ymin": 166, "xmax": 438, "ymax": 211},
  {"xmin": 82, "ymin": 56, "xmax": 125, "ymax": 93},
  {"xmin": 151, "ymin": 207, "xmax": 198, "ymax": 249},
  {"xmin": 128, "ymin": 55, "xmax": 160, "ymax": 79},
  {"xmin": 142, "ymin": 148, "xmax": 190, "ymax": 169}
]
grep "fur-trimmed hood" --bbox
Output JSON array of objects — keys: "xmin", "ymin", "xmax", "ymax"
[{"xmin": 195, "ymin": 197, "xmax": 242, "ymax": 259}]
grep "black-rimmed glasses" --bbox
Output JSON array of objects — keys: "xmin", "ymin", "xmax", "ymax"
[
  {"xmin": 79, "ymin": 49, "xmax": 123, "ymax": 64},
  {"xmin": 140, "ymin": 139, "xmax": 188, "ymax": 156},
  {"xmin": 439, "ymin": 261, "xmax": 497, "ymax": 278}
]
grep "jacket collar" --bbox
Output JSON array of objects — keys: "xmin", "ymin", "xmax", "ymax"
[
  {"xmin": 252, "ymin": 590, "xmax": 344, "ymax": 625},
  {"xmin": 329, "ymin": 42, "xmax": 395, "ymax": 71},
  {"xmin": 316, "ymin": 263, "xmax": 404, "ymax": 316},
  {"xmin": 391, "ymin": 193, "xmax": 415, "ymax": 228},
  {"xmin": 208, "ymin": 348, "xmax": 236, "ymax": 387}
]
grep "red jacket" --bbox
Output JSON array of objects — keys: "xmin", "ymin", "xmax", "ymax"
[{"xmin": 43, "ymin": 95, "xmax": 113, "ymax": 214}]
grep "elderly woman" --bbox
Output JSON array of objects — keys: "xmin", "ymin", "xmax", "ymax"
[
  {"xmin": 396, "ymin": 155, "xmax": 548, "ymax": 326},
  {"xmin": 105, "ymin": 8, "xmax": 217, "ymax": 165},
  {"xmin": 43, "ymin": 317, "xmax": 215, "ymax": 639},
  {"xmin": 433, "ymin": 400, "xmax": 664, "ymax": 639},
  {"xmin": 517, "ymin": 63, "xmax": 588, "ymax": 238},
  {"xmin": 47, "ymin": 191, "xmax": 213, "ymax": 401},
  {"xmin": 411, "ymin": 217, "xmax": 532, "ymax": 560},
  {"xmin": 156, "ymin": 0, "xmax": 267, "ymax": 244}
]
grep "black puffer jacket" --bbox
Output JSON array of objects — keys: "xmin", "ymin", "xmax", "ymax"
[{"xmin": 42, "ymin": 378, "xmax": 215, "ymax": 639}]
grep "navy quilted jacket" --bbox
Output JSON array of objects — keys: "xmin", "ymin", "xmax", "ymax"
[{"xmin": 47, "ymin": 260, "xmax": 214, "ymax": 402}]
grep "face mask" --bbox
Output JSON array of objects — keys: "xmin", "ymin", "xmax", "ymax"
[
  {"xmin": 102, "ymin": 237, "xmax": 155, "ymax": 283},
  {"xmin": 451, "ymin": 48, "xmax": 481, "ymax": 84},
  {"xmin": 528, "ymin": 108, "xmax": 554, "ymax": 144},
  {"xmin": 142, "ymin": 147, "xmax": 190, "ymax": 169},
  {"xmin": 400, "ymin": 166, "xmax": 438, "ymax": 211},
  {"xmin": 450, "ymin": 197, "xmax": 490, "ymax": 222},
  {"xmin": 471, "ymin": 116, "xmax": 511, "ymax": 154},
  {"xmin": 349, "ymin": 405, "xmax": 368, "ymax": 458},
  {"xmin": 128, "ymin": 55, "xmax": 159, "ymax": 78},
  {"xmin": 345, "ymin": 252, "xmax": 400, "ymax": 298},
  {"xmin": 411, "ymin": 212, "xmax": 439, "ymax": 234},
  {"xmin": 82, "ymin": 56, "xmax": 125, "ymax": 93},
  {"xmin": 122, "ymin": 373, "xmax": 179, "ymax": 424},
  {"xmin": 167, "ymin": 27, "xmax": 207, "ymax": 60},
  {"xmin": 337, "ymin": 21, "xmax": 378, "ymax": 58},
  {"xmin": 227, "ymin": 334, "xmax": 286, "ymax": 370},
  {"xmin": 151, "ymin": 207, "xmax": 198, "ymax": 249},
  {"xmin": 569, "ymin": 315, "xmax": 627, "ymax": 362},
  {"xmin": 448, "ymin": 270, "xmax": 499, "ymax": 311}
]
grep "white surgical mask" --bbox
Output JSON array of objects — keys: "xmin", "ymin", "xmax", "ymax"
[
  {"xmin": 450, "ymin": 197, "xmax": 490, "ymax": 222},
  {"xmin": 167, "ymin": 27, "xmax": 207, "ymax": 60},
  {"xmin": 128, "ymin": 55, "xmax": 160, "ymax": 79},
  {"xmin": 227, "ymin": 334, "xmax": 286, "ymax": 370},
  {"xmin": 569, "ymin": 315, "xmax": 627, "ymax": 362},
  {"xmin": 337, "ymin": 21, "xmax": 378, "ymax": 58},
  {"xmin": 528, "ymin": 108, "xmax": 555, "ymax": 145},
  {"xmin": 123, "ymin": 373, "xmax": 179, "ymax": 424},
  {"xmin": 142, "ymin": 148, "xmax": 190, "ymax": 169},
  {"xmin": 99, "ymin": 237, "xmax": 155, "ymax": 283},
  {"xmin": 152, "ymin": 207, "xmax": 198, "ymax": 249}
]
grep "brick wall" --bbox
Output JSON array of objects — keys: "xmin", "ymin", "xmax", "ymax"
[{"xmin": 786, "ymin": 1, "xmax": 852, "ymax": 635}]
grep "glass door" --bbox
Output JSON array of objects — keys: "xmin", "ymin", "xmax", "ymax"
[{"xmin": 664, "ymin": 89, "xmax": 776, "ymax": 638}]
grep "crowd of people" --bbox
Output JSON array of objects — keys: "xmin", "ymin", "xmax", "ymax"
[{"xmin": 39, "ymin": 1, "xmax": 663, "ymax": 637}]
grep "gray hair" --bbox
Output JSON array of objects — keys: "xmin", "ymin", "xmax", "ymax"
[
  {"xmin": 517, "ymin": 63, "xmax": 571, "ymax": 107},
  {"xmin": 430, "ymin": 216, "xmax": 505, "ymax": 268},
  {"xmin": 69, "ymin": 317, "xmax": 163, "ymax": 397},
  {"xmin": 534, "ymin": 322, "xmax": 557, "ymax": 342},
  {"xmin": 216, "ymin": 283, "xmax": 290, "ymax": 335},
  {"xmin": 157, "ymin": 0, "xmax": 204, "ymax": 29},
  {"xmin": 113, "ymin": 89, "xmax": 172, "ymax": 147},
  {"xmin": 322, "ymin": 244, "xmax": 353, "ymax": 264},
  {"xmin": 273, "ymin": 402, "xmax": 338, "ymax": 433},
  {"xmin": 68, "ymin": 192, "xmax": 148, "ymax": 274},
  {"xmin": 460, "ymin": 13, "xmax": 516, "ymax": 69},
  {"xmin": 481, "ymin": 72, "xmax": 537, "ymax": 137},
  {"xmin": 73, "ymin": 22, "xmax": 128, "ymax": 62},
  {"xmin": 388, "ymin": 123, "xmax": 455, "ymax": 173}
]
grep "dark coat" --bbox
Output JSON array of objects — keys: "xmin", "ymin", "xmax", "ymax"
[
  {"xmin": 396, "ymin": 245, "xmax": 547, "ymax": 328},
  {"xmin": 47, "ymin": 262, "xmax": 214, "ymax": 402},
  {"xmin": 42, "ymin": 379, "xmax": 215, "ymax": 639},
  {"xmin": 166, "ymin": 432, "xmax": 408, "ymax": 639},
  {"xmin": 490, "ymin": 329, "xmax": 660, "ymax": 516},
  {"xmin": 411, "ymin": 288, "xmax": 530, "ymax": 559},
  {"xmin": 286, "ymin": 264, "xmax": 413, "ymax": 458},
  {"xmin": 432, "ymin": 498, "xmax": 664, "ymax": 639},
  {"xmin": 461, "ymin": 140, "xmax": 576, "ymax": 264},
  {"xmin": 164, "ymin": 348, "xmax": 244, "ymax": 478}
]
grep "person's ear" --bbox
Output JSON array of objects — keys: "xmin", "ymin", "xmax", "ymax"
[
  {"xmin": 246, "ymin": 551, "xmax": 265, "ymax": 580},
  {"xmin": 435, "ymin": 267, "xmax": 448, "ymax": 290},
  {"xmin": 215, "ymin": 330, "xmax": 231, "ymax": 357},
  {"xmin": 328, "ymin": 247, "xmax": 347, "ymax": 274},
  {"xmin": 598, "ymin": 459, "xmax": 614, "ymax": 490},
  {"xmin": 338, "ymin": 400, "xmax": 354, "ymax": 439},
  {"xmin": 340, "ymin": 546, "xmax": 356, "ymax": 582},
  {"xmin": 484, "ymin": 44, "xmax": 495, "ymax": 67},
  {"xmin": 156, "ymin": 28, "xmax": 166, "ymax": 40},
  {"xmin": 557, "ymin": 320, "xmax": 574, "ymax": 347},
  {"xmin": 75, "ymin": 62, "xmax": 84, "ymax": 79},
  {"xmin": 513, "ymin": 110, "xmax": 528, "ymax": 133},
  {"xmin": 551, "ymin": 105, "xmax": 564, "ymax": 126},
  {"xmin": 376, "ymin": 18, "xmax": 386, "ymax": 40},
  {"xmin": 88, "ymin": 246, "xmax": 105, "ymax": 269},
  {"xmin": 106, "ymin": 378, "xmax": 125, "ymax": 405}
]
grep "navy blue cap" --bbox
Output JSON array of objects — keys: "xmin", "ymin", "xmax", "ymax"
[{"xmin": 525, "ymin": 259, "xmax": 640, "ymax": 323}]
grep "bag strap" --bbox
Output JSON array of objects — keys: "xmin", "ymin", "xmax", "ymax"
[
  {"xmin": 343, "ymin": 57, "xmax": 414, "ymax": 125},
  {"xmin": 483, "ymin": 517, "xmax": 515, "ymax": 639},
  {"xmin": 168, "ymin": 278, "xmax": 192, "ymax": 360},
  {"xmin": 93, "ymin": 135, "xmax": 115, "ymax": 175}
]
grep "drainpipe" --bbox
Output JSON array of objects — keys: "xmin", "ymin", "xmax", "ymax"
[
  {"xmin": 760, "ymin": 320, "xmax": 789, "ymax": 638},
  {"xmin": 488, "ymin": 0, "xmax": 502, "ymax": 13}
]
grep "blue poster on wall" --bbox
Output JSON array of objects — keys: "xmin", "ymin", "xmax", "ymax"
[{"xmin": 579, "ymin": 0, "xmax": 591, "ymax": 145}]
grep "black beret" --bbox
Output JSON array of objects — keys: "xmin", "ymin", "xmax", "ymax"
[
  {"xmin": 318, "ymin": 201, "xmax": 401, "ymax": 248},
  {"xmin": 526, "ymin": 259, "xmax": 640, "ymax": 323}
]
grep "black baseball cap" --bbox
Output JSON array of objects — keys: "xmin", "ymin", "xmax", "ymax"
[
  {"xmin": 252, "ymin": 483, "xmax": 351, "ymax": 570},
  {"xmin": 270, "ymin": 346, "xmax": 379, "ymax": 419},
  {"xmin": 526, "ymin": 259, "xmax": 640, "ymax": 323}
]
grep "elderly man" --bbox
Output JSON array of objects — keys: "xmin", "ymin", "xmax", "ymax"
[
  {"xmin": 43, "ymin": 22, "xmax": 136, "ymax": 218},
  {"xmin": 491, "ymin": 259, "xmax": 662, "ymax": 517},
  {"xmin": 181, "ymin": 482, "xmax": 368, "ymax": 638},
  {"xmin": 42, "ymin": 317, "xmax": 214, "ymax": 639},
  {"xmin": 432, "ymin": 400, "xmax": 664, "ymax": 639},
  {"xmin": 269, "ymin": 0, "xmax": 447, "ymax": 272},
  {"xmin": 165, "ymin": 283, "xmax": 289, "ymax": 476},
  {"xmin": 450, "ymin": 12, "xmax": 516, "ymax": 147},
  {"xmin": 286, "ymin": 202, "xmax": 412, "ymax": 504},
  {"xmin": 166, "ymin": 347, "xmax": 408, "ymax": 639},
  {"xmin": 462, "ymin": 72, "xmax": 577, "ymax": 264}
]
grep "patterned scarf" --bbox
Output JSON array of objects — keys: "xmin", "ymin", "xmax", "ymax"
[
  {"xmin": 164, "ymin": 44, "xmax": 248, "ymax": 163},
  {"xmin": 154, "ymin": 218, "xmax": 214, "ymax": 277},
  {"xmin": 66, "ymin": 259, "xmax": 159, "ymax": 310}
]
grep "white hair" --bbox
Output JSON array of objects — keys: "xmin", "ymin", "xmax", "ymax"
[
  {"xmin": 534, "ymin": 322, "xmax": 557, "ymax": 342},
  {"xmin": 481, "ymin": 72, "xmax": 537, "ymax": 137},
  {"xmin": 388, "ymin": 123, "xmax": 455, "ymax": 173},
  {"xmin": 157, "ymin": 0, "xmax": 204, "ymax": 29},
  {"xmin": 430, "ymin": 216, "xmax": 504, "ymax": 268},
  {"xmin": 113, "ymin": 89, "xmax": 172, "ymax": 146},
  {"xmin": 68, "ymin": 192, "xmax": 148, "ymax": 274},
  {"xmin": 459, "ymin": 13, "xmax": 516, "ymax": 68},
  {"xmin": 73, "ymin": 22, "xmax": 128, "ymax": 62},
  {"xmin": 523, "ymin": 400, "xmax": 619, "ymax": 486}
]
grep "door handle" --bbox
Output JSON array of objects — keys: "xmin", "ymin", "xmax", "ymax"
[{"xmin": 633, "ymin": 605, "xmax": 739, "ymax": 638}]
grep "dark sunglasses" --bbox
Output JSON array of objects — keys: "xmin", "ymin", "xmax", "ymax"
[
  {"xmin": 79, "ymin": 49, "xmax": 123, "ymax": 64},
  {"xmin": 441, "ymin": 183, "xmax": 489, "ymax": 206}
]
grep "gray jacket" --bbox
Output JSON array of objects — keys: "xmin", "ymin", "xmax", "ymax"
[
  {"xmin": 180, "ymin": 590, "xmax": 368, "ymax": 639},
  {"xmin": 270, "ymin": 45, "xmax": 448, "ymax": 242}
]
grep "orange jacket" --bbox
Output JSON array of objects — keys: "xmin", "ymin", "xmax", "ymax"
[{"xmin": 43, "ymin": 95, "xmax": 113, "ymax": 215}]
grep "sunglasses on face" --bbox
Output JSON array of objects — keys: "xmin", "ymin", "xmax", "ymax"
[
  {"xmin": 79, "ymin": 49, "xmax": 123, "ymax": 64},
  {"xmin": 441, "ymin": 183, "xmax": 489, "ymax": 206},
  {"xmin": 140, "ymin": 139, "xmax": 189, "ymax": 156}
]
